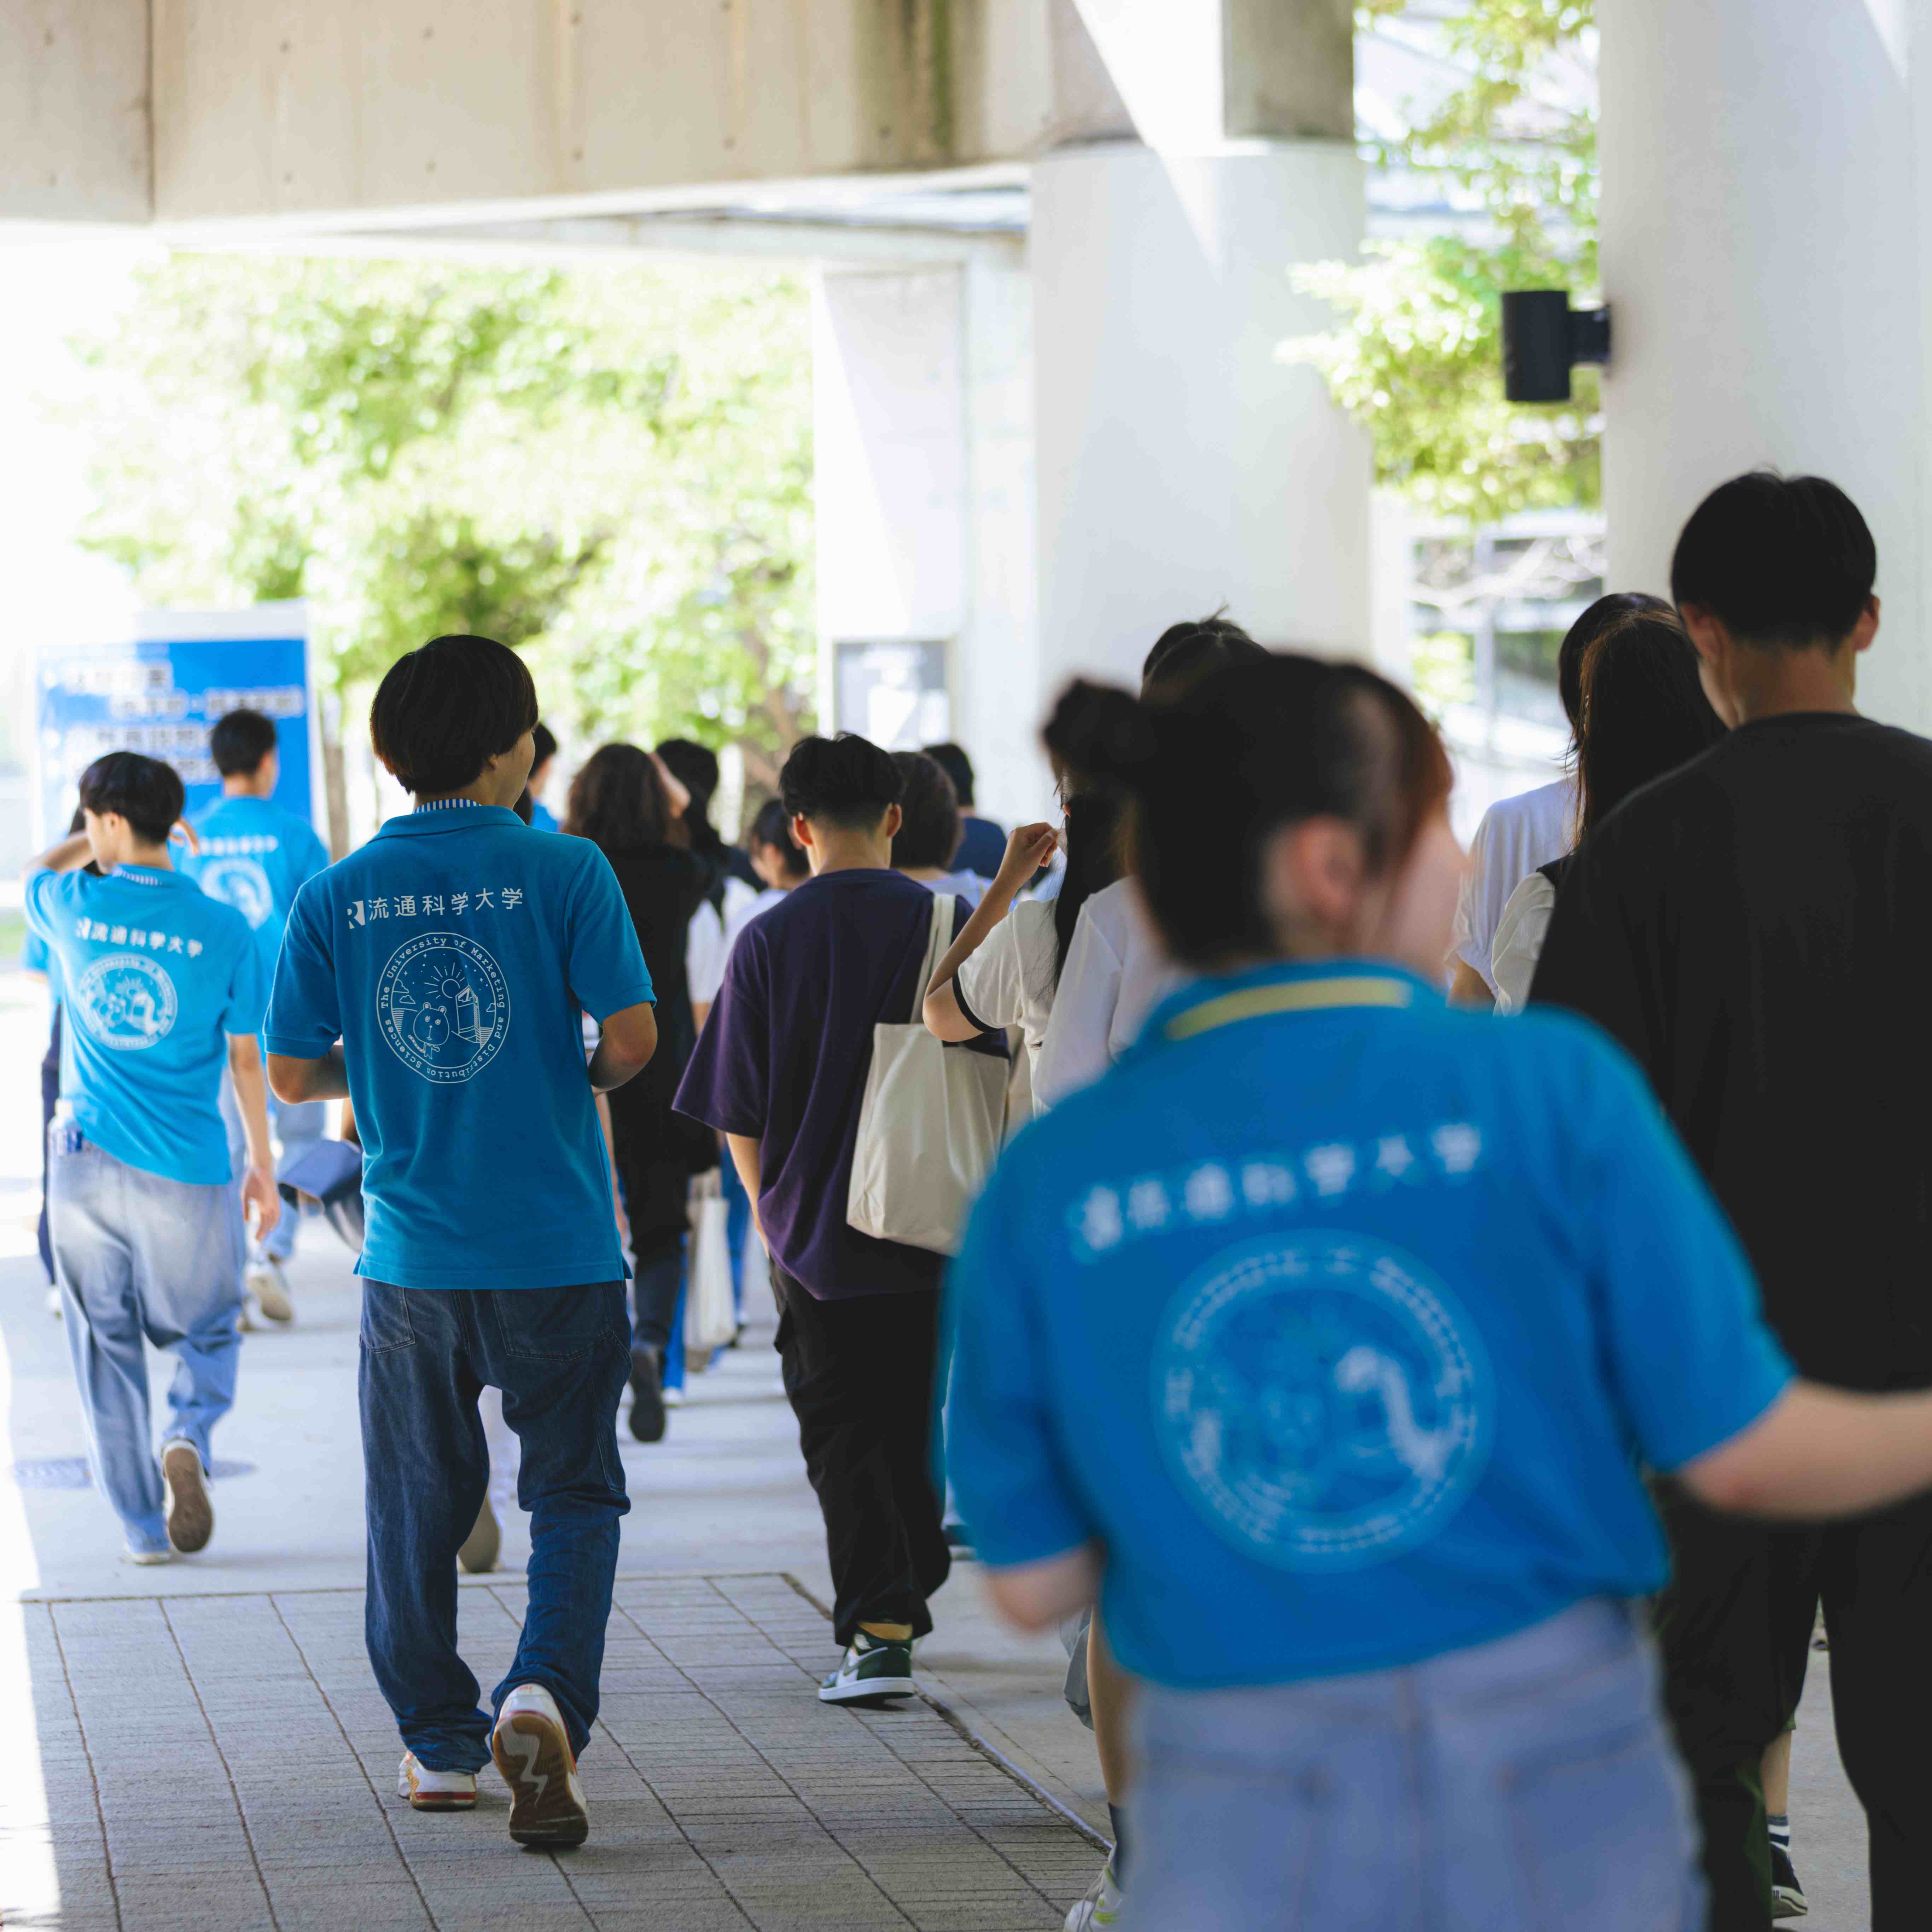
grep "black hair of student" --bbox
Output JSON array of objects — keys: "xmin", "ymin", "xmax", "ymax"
[
  {"xmin": 78, "ymin": 751, "xmax": 186, "ymax": 848},
  {"xmin": 890, "ymin": 751, "xmax": 961, "ymax": 871},
  {"xmin": 1670, "ymin": 470, "xmax": 1878, "ymax": 648},
  {"xmin": 1573, "ymin": 613, "xmax": 1726, "ymax": 838},
  {"xmin": 779, "ymin": 734, "xmax": 905, "ymax": 832},
  {"xmin": 921, "ymin": 742, "xmax": 976, "ymax": 808},
  {"xmin": 369, "ymin": 635, "xmax": 539, "ymax": 796},
  {"xmin": 208, "ymin": 708, "xmax": 279, "ymax": 779},
  {"xmin": 1044, "ymin": 655, "xmax": 1453, "ymax": 969},
  {"xmin": 513, "ymin": 787, "xmax": 534, "ymax": 825},
  {"xmin": 749, "ymin": 796, "xmax": 810, "ymax": 880},
  {"xmin": 1556, "ymin": 593, "xmax": 1673, "ymax": 734},
  {"xmin": 1052, "ymin": 787, "xmax": 1127, "ymax": 987},
  {"xmin": 563, "ymin": 743, "xmax": 673, "ymax": 850},
  {"xmin": 531, "ymin": 721, "xmax": 558, "ymax": 772},
  {"xmin": 1140, "ymin": 611, "xmax": 1267, "ymax": 700}
]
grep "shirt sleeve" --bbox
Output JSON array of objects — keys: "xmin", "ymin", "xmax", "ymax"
[
  {"xmin": 947, "ymin": 1158, "xmax": 1095, "ymax": 1567},
  {"xmin": 956, "ymin": 915, "xmax": 1028, "ymax": 1032},
  {"xmin": 23, "ymin": 868, "xmax": 68, "ymax": 942},
  {"xmin": 221, "ymin": 919, "xmax": 271, "ymax": 1038},
  {"xmin": 298, "ymin": 827, "xmax": 331, "ymax": 890},
  {"xmin": 1451, "ymin": 805, "xmax": 1499, "ymax": 983},
  {"xmin": 263, "ymin": 880, "xmax": 342, "ymax": 1057},
  {"xmin": 22, "ymin": 929, "xmax": 48, "ymax": 974},
  {"xmin": 1567, "ymin": 1023, "xmax": 1793, "ymax": 1470},
  {"xmin": 1490, "ymin": 874, "xmax": 1556, "ymax": 1017},
  {"xmin": 686, "ymin": 901, "xmax": 726, "ymax": 1006},
  {"xmin": 1527, "ymin": 827, "xmax": 1660, "ymax": 1077},
  {"xmin": 563, "ymin": 846, "xmax": 656, "ymax": 1022},
  {"xmin": 674, "ymin": 926, "xmax": 771, "ymax": 1136},
  {"xmin": 1033, "ymin": 901, "xmax": 1127, "ymax": 1110}
]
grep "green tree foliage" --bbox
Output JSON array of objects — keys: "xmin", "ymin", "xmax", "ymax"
[
  {"xmin": 1288, "ymin": 0, "xmax": 1598, "ymax": 520},
  {"xmin": 73, "ymin": 253, "xmax": 815, "ymax": 798}
]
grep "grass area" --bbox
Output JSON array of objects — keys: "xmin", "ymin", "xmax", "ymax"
[{"xmin": 0, "ymin": 909, "xmax": 24, "ymax": 967}]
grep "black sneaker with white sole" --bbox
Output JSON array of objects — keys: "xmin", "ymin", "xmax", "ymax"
[
  {"xmin": 818, "ymin": 1631, "xmax": 916, "ymax": 1704},
  {"xmin": 1770, "ymin": 1842, "xmax": 1808, "ymax": 1918}
]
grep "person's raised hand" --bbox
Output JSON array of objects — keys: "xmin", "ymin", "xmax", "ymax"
[
  {"xmin": 996, "ymin": 822, "xmax": 1059, "ymax": 892},
  {"xmin": 170, "ymin": 819, "xmax": 201, "ymax": 855}
]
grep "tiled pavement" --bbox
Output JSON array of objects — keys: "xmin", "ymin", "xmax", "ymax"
[{"xmin": 12, "ymin": 1572, "xmax": 1101, "ymax": 1932}]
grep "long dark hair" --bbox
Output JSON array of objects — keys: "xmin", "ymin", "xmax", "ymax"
[
  {"xmin": 1044, "ymin": 655, "xmax": 1452, "ymax": 969},
  {"xmin": 1052, "ymin": 789, "xmax": 1126, "ymax": 985},
  {"xmin": 1574, "ymin": 613, "xmax": 1726, "ymax": 837},
  {"xmin": 563, "ymin": 743, "xmax": 674, "ymax": 850}
]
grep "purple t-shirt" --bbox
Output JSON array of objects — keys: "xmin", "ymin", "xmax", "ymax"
[{"xmin": 674, "ymin": 867, "xmax": 1002, "ymax": 1300}]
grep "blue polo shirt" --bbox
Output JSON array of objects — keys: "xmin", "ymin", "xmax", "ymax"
[
  {"xmin": 186, "ymin": 794, "xmax": 330, "ymax": 991},
  {"xmin": 265, "ymin": 800, "xmax": 655, "ymax": 1290},
  {"xmin": 23, "ymin": 864, "xmax": 266, "ymax": 1186},
  {"xmin": 948, "ymin": 961, "xmax": 1794, "ymax": 1692}
]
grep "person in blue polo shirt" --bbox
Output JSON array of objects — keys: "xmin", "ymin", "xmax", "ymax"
[
  {"xmin": 188, "ymin": 706, "xmax": 332, "ymax": 1323},
  {"xmin": 265, "ymin": 634, "xmax": 657, "ymax": 1849},
  {"xmin": 24, "ymin": 752, "xmax": 279, "ymax": 1566},
  {"xmin": 948, "ymin": 655, "xmax": 1932, "ymax": 1932}
]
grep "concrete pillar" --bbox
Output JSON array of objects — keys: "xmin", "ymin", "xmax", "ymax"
[
  {"xmin": 1030, "ymin": 0, "xmax": 1368, "ymax": 695},
  {"xmin": 1031, "ymin": 139, "xmax": 1371, "ymax": 692},
  {"xmin": 1599, "ymin": 0, "xmax": 1931, "ymax": 728}
]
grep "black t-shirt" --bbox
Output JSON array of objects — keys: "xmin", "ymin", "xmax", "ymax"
[{"xmin": 1530, "ymin": 712, "xmax": 1932, "ymax": 1390}]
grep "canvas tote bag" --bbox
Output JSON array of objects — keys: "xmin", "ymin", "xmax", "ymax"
[
  {"xmin": 685, "ymin": 1170, "xmax": 738, "ymax": 1355},
  {"xmin": 846, "ymin": 894, "xmax": 1008, "ymax": 1254}
]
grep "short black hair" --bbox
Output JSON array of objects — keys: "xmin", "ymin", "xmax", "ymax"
[
  {"xmin": 80, "ymin": 751, "xmax": 185, "ymax": 847},
  {"xmin": 1556, "ymin": 593, "xmax": 1674, "ymax": 734},
  {"xmin": 531, "ymin": 721, "xmax": 558, "ymax": 771},
  {"xmin": 209, "ymin": 709, "xmax": 279, "ymax": 778},
  {"xmin": 779, "ymin": 734, "xmax": 903, "ymax": 831},
  {"xmin": 1671, "ymin": 471, "xmax": 1878, "ymax": 648},
  {"xmin": 748, "ymin": 797, "xmax": 810, "ymax": 879},
  {"xmin": 655, "ymin": 738, "xmax": 720, "ymax": 814},
  {"xmin": 369, "ymin": 635, "xmax": 539, "ymax": 796},
  {"xmin": 1141, "ymin": 612, "xmax": 1267, "ymax": 699},
  {"xmin": 890, "ymin": 751, "xmax": 961, "ymax": 870},
  {"xmin": 922, "ymin": 742, "xmax": 975, "ymax": 807}
]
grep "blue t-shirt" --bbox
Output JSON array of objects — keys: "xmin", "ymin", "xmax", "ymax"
[
  {"xmin": 23, "ymin": 865, "xmax": 267, "ymax": 1185},
  {"xmin": 186, "ymin": 794, "xmax": 331, "ymax": 994},
  {"xmin": 528, "ymin": 798, "xmax": 560, "ymax": 834},
  {"xmin": 265, "ymin": 802, "xmax": 655, "ymax": 1290},
  {"xmin": 948, "ymin": 960, "xmax": 1793, "ymax": 1692}
]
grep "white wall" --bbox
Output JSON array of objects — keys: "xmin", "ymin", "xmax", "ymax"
[{"xmin": 1599, "ymin": 0, "xmax": 1931, "ymax": 728}]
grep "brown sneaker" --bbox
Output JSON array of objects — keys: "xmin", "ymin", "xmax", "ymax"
[
  {"xmin": 492, "ymin": 1684, "xmax": 588, "ymax": 1847},
  {"xmin": 160, "ymin": 1440, "xmax": 213, "ymax": 1554}
]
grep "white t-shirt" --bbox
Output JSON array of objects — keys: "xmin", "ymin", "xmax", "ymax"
[
  {"xmin": 687, "ymin": 875, "xmax": 760, "ymax": 1007},
  {"xmin": 1490, "ymin": 871, "xmax": 1559, "ymax": 1016},
  {"xmin": 1033, "ymin": 879, "xmax": 1183, "ymax": 1111},
  {"xmin": 1451, "ymin": 778, "xmax": 1573, "ymax": 995},
  {"xmin": 953, "ymin": 898, "xmax": 1061, "ymax": 1107},
  {"xmin": 723, "ymin": 883, "xmax": 789, "ymax": 960}
]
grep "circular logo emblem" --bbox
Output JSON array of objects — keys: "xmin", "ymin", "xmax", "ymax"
[
  {"xmin": 377, "ymin": 931, "xmax": 510, "ymax": 1084},
  {"xmin": 1154, "ymin": 1232, "xmax": 1491, "ymax": 1571},
  {"xmin": 198, "ymin": 856, "xmax": 275, "ymax": 930},
  {"xmin": 74, "ymin": 953, "xmax": 179, "ymax": 1053}
]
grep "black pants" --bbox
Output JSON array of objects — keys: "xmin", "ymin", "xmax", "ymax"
[
  {"xmin": 772, "ymin": 1267, "xmax": 950, "ymax": 1648},
  {"xmin": 1652, "ymin": 1480, "xmax": 1932, "ymax": 1930}
]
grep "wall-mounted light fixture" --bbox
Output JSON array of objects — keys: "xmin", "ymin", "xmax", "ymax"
[{"xmin": 1500, "ymin": 291, "xmax": 1610, "ymax": 403}]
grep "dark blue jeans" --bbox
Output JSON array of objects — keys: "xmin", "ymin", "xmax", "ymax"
[{"xmin": 359, "ymin": 1279, "xmax": 630, "ymax": 1771}]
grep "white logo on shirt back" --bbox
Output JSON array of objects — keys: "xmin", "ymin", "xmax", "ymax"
[
  {"xmin": 74, "ymin": 953, "xmax": 179, "ymax": 1052},
  {"xmin": 377, "ymin": 931, "xmax": 510, "ymax": 1084},
  {"xmin": 1154, "ymin": 1232, "xmax": 1491, "ymax": 1571},
  {"xmin": 198, "ymin": 855, "xmax": 275, "ymax": 929}
]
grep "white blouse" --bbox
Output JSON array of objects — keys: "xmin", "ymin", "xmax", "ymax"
[
  {"xmin": 954, "ymin": 899, "xmax": 1062, "ymax": 1110},
  {"xmin": 1490, "ymin": 872, "xmax": 1559, "ymax": 1016}
]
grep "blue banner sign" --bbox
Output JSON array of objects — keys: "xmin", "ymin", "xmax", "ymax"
[{"xmin": 36, "ymin": 605, "xmax": 316, "ymax": 842}]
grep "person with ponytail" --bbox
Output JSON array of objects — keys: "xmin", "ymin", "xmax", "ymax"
[{"xmin": 946, "ymin": 652, "xmax": 1932, "ymax": 1931}]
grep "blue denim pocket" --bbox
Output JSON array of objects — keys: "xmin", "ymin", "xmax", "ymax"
[
  {"xmin": 359, "ymin": 1280, "xmax": 416, "ymax": 1354},
  {"xmin": 483, "ymin": 1284, "xmax": 625, "ymax": 1362},
  {"xmin": 1504, "ymin": 1715, "xmax": 1698, "ymax": 1931}
]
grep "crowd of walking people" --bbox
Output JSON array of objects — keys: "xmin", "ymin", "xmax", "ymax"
[{"xmin": 20, "ymin": 467, "xmax": 1932, "ymax": 1926}]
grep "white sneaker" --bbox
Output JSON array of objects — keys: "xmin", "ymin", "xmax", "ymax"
[
  {"xmin": 46, "ymin": 1287, "xmax": 62, "ymax": 1319},
  {"xmin": 397, "ymin": 1751, "xmax": 478, "ymax": 1811},
  {"xmin": 491, "ymin": 1683, "xmax": 588, "ymax": 1847},
  {"xmin": 1065, "ymin": 1860, "xmax": 1126, "ymax": 1930},
  {"xmin": 121, "ymin": 1544, "xmax": 171, "ymax": 1566},
  {"xmin": 663, "ymin": 1386, "xmax": 686, "ymax": 1408},
  {"xmin": 160, "ymin": 1439, "xmax": 213, "ymax": 1554},
  {"xmin": 246, "ymin": 1259, "xmax": 293, "ymax": 1324}
]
